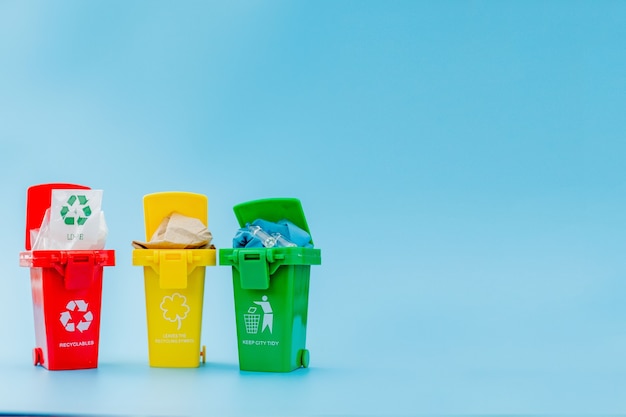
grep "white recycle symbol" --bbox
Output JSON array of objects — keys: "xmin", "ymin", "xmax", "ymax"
[{"xmin": 59, "ymin": 300, "xmax": 93, "ymax": 333}]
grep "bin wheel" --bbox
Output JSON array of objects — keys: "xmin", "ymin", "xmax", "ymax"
[
  {"xmin": 33, "ymin": 348, "xmax": 43, "ymax": 366},
  {"xmin": 299, "ymin": 349, "xmax": 310, "ymax": 368},
  {"xmin": 200, "ymin": 345, "xmax": 206, "ymax": 364}
]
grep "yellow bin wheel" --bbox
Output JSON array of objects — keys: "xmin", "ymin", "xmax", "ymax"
[{"xmin": 200, "ymin": 345, "xmax": 206, "ymax": 364}]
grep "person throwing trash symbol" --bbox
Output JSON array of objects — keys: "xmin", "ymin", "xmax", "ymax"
[{"xmin": 253, "ymin": 295, "xmax": 273, "ymax": 333}]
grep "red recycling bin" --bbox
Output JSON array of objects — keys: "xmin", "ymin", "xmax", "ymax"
[{"xmin": 19, "ymin": 183, "xmax": 115, "ymax": 370}]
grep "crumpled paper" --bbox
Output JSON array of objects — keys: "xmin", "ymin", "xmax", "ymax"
[{"xmin": 132, "ymin": 212, "xmax": 214, "ymax": 249}]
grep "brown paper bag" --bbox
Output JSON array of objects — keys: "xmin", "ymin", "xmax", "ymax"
[{"xmin": 132, "ymin": 212, "xmax": 213, "ymax": 249}]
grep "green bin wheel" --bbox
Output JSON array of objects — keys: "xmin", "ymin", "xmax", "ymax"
[{"xmin": 300, "ymin": 349, "xmax": 310, "ymax": 368}]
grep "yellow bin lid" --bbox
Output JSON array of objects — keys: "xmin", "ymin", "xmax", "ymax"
[{"xmin": 142, "ymin": 192, "xmax": 208, "ymax": 239}]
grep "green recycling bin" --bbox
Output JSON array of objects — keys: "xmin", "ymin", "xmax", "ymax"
[{"xmin": 219, "ymin": 198, "xmax": 321, "ymax": 372}]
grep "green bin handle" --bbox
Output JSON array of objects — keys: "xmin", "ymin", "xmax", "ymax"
[{"xmin": 235, "ymin": 249, "xmax": 271, "ymax": 290}]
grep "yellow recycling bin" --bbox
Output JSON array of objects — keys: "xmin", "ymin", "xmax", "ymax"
[{"xmin": 132, "ymin": 192, "xmax": 216, "ymax": 367}]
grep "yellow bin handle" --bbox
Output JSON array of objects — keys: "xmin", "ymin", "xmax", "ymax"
[{"xmin": 133, "ymin": 249, "xmax": 216, "ymax": 289}]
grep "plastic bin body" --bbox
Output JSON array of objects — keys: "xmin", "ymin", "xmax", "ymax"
[
  {"xmin": 20, "ymin": 250, "xmax": 114, "ymax": 370},
  {"xmin": 132, "ymin": 192, "xmax": 216, "ymax": 368},
  {"xmin": 219, "ymin": 198, "xmax": 321, "ymax": 372},
  {"xmin": 19, "ymin": 183, "xmax": 115, "ymax": 370}
]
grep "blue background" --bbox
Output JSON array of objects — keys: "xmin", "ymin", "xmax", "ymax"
[{"xmin": 1, "ymin": 1, "xmax": 625, "ymax": 416}]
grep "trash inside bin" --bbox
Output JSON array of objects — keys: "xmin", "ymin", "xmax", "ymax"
[
  {"xmin": 132, "ymin": 192, "xmax": 216, "ymax": 368},
  {"xmin": 219, "ymin": 198, "xmax": 321, "ymax": 372},
  {"xmin": 19, "ymin": 183, "xmax": 115, "ymax": 370}
]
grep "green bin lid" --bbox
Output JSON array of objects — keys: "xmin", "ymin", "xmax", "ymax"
[{"xmin": 233, "ymin": 198, "xmax": 314, "ymax": 244}]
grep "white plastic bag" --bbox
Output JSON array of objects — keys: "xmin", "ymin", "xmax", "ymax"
[{"xmin": 32, "ymin": 189, "xmax": 108, "ymax": 250}]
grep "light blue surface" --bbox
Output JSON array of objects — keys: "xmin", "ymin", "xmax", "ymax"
[{"xmin": 1, "ymin": 1, "xmax": 626, "ymax": 416}]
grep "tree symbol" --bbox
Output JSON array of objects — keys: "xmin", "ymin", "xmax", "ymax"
[{"xmin": 160, "ymin": 293, "xmax": 190, "ymax": 330}]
